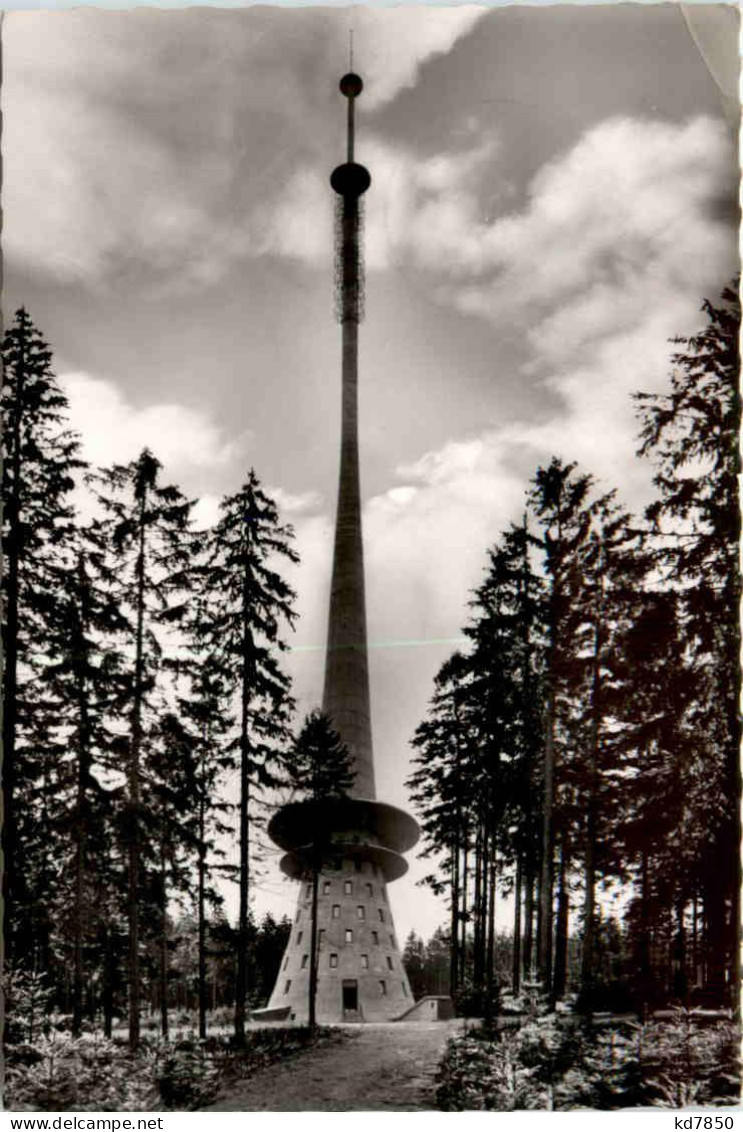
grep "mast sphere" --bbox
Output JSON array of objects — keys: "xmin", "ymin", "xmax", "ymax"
[
  {"xmin": 330, "ymin": 161, "xmax": 371, "ymax": 197},
  {"xmin": 340, "ymin": 72, "xmax": 363, "ymax": 97}
]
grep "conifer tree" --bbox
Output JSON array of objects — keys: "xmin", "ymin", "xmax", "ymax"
[
  {"xmin": 1, "ymin": 308, "xmax": 83, "ymax": 957},
  {"xmin": 635, "ymin": 280, "xmax": 741, "ymax": 1006},
  {"xmin": 528, "ymin": 458, "xmax": 595, "ymax": 998},
  {"xmin": 148, "ymin": 711, "xmax": 202, "ymax": 1036},
  {"xmin": 170, "ymin": 638, "xmax": 235, "ymax": 1038},
  {"xmin": 200, "ymin": 470, "xmax": 298, "ymax": 1044},
  {"xmin": 40, "ymin": 526, "xmax": 129, "ymax": 1034},
  {"xmin": 88, "ymin": 449, "xmax": 196, "ymax": 1048},
  {"xmin": 464, "ymin": 519, "xmax": 545, "ymax": 994},
  {"xmin": 566, "ymin": 493, "xmax": 644, "ymax": 1005},
  {"xmin": 409, "ymin": 652, "xmax": 478, "ymax": 998}
]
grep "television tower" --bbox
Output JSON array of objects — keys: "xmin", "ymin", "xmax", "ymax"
[{"xmin": 264, "ymin": 72, "xmax": 419, "ymax": 1023}]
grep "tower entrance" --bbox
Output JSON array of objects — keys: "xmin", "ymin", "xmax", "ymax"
[{"xmin": 342, "ymin": 979, "xmax": 358, "ymax": 1014}]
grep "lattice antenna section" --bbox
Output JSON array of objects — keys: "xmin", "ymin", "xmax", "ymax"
[{"xmin": 334, "ymin": 194, "xmax": 366, "ymax": 323}]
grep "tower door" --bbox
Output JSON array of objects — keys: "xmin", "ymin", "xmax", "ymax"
[{"xmin": 342, "ymin": 979, "xmax": 358, "ymax": 1013}]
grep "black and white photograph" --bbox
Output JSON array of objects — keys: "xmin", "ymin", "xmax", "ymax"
[{"xmin": 1, "ymin": 0, "xmax": 740, "ymax": 1113}]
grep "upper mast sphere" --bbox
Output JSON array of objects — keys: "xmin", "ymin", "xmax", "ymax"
[{"xmin": 340, "ymin": 72, "xmax": 363, "ymax": 98}]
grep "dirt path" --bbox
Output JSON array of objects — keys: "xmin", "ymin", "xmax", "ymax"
[{"xmin": 204, "ymin": 1021, "xmax": 462, "ymax": 1111}]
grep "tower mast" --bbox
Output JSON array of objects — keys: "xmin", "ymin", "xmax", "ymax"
[
  {"xmin": 262, "ymin": 71, "xmax": 419, "ymax": 1026},
  {"xmin": 324, "ymin": 72, "xmax": 375, "ymax": 798}
]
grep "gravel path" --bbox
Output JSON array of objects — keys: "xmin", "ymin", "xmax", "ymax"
[{"xmin": 204, "ymin": 1021, "xmax": 462, "ymax": 1111}]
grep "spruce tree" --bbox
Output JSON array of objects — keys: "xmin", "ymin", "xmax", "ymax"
[
  {"xmin": 464, "ymin": 519, "xmax": 546, "ymax": 995},
  {"xmin": 200, "ymin": 470, "xmax": 298, "ymax": 1044},
  {"xmin": 88, "ymin": 448, "xmax": 196, "ymax": 1048},
  {"xmin": 635, "ymin": 280, "xmax": 741, "ymax": 1006},
  {"xmin": 171, "ymin": 639, "xmax": 235, "ymax": 1039},
  {"xmin": 40, "ymin": 525, "xmax": 129, "ymax": 1034},
  {"xmin": 527, "ymin": 458, "xmax": 594, "ymax": 1000},
  {"xmin": 1, "ymin": 308, "xmax": 83, "ymax": 960},
  {"xmin": 409, "ymin": 651, "xmax": 478, "ymax": 999}
]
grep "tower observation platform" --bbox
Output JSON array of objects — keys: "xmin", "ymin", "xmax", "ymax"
[{"xmin": 264, "ymin": 72, "xmax": 420, "ymax": 1024}]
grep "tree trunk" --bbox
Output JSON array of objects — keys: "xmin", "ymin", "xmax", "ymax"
[
  {"xmin": 472, "ymin": 824, "xmax": 483, "ymax": 995},
  {"xmin": 581, "ymin": 550, "xmax": 604, "ymax": 1004},
  {"xmin": 552, "ymin": 844, "xmax": 570, "ymax": 1004},
  {"xmin": 449, "ymin": 834, "xmax": 460, "ymax": 998},
  {"xmin": 538, "ymin": 684, "xmax": 556, "ymax": 994},
  {"xmin": 128, "ymin": 492, "xmax": 147, "ymax": 1051},
  {"xmin": 639, "ymin": 850, "xmax": 652, "ymax": 1010},
  {"xmin": 234, "ymin": 558, "xmax": 254, "ymax": 1045},
  {"xmin": 102, "ymin": 924, "xmax": 114, "ymax": 1039},
  {"xmin": 159, "ymin": 834, "xmax": 169, "ymax": 1038},
  {"xmin": 512, "ymin": 858, "xmax": 522, "ymax": 992},
  {"xmin": 674, "ymin": 896, "xmax": 688, "ymax": 1004},
  {"xmin": 2, "ymin": 327, "xmax": 26, "ymax": 954},
  {"xmin": 72, "ymin": 570, "xmax": 92, "ymax": 1038},
  {"xmin": 198, "ymin": 788, "xmax": 208, "ymax": 1040},
  {"xmin": 486, "ymin": 846, "xmax": 496, "ymax": 1001},
  {"xmin": 460, "ymin": 842, "xmax": 469, "ymax": 989},
  {"xmin": 523, "ymin": 865, "xmax": 535, "ymax": 980}
]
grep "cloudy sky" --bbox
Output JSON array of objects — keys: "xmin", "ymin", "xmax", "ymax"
[{"xmin": 3, "ymin": 2, "xmax": 739, "ymax": 941}]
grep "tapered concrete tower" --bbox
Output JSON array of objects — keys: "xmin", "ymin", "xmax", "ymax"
[{"xmin": 264, "ymin": 73, "xmax": 419, "ymax": 1023}]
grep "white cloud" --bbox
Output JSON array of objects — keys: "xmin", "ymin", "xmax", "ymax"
[
  {"xmin": 353, "ymin": 7, "xmax": 486, "ymax": 111},
  {"xmin": 269, "ymin": 487, "xmax": 323, "ymax": 516},
  {"xmin": 3, "ymin": 7, "xmax": 485, "ymax": 290},
  {"xmin": 61, "ymin": 372, "xmax": 249, "ymax": 474}
]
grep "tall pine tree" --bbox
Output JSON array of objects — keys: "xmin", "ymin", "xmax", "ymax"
[
  {"xmin": 1, "ymin": 308, "xmax": 83, "ymax": 960},
  {"xmin": 200, "ymin": 470, "xmax": 298, "ymax": 1044},
  {"xmin": 88, "ymin": 448, "xmax": 196, "ymax": 1048}
]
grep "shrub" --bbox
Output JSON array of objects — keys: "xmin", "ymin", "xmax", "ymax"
[
  {"xmin": 436, "ymin": 1034, "xmax": 548, "ymax": 1110},
  {"xmin": 435, "ymin": 1009, "xmax": 740, "ymax": 1111},
  {"xmin": 641, "ymin": 1009, "xmax": 740, "ymax": 1108},
  {"xmin": 5, "ymin": 1022, "xmax": 346, "ymax": 1112},
  {"xmin": 151, "ymin": 1037, "xmax": 220, "ymax": 1110},
  {"xmin": 5, "ymin": 1031, "xmax": 159, "ymax": 1111}
]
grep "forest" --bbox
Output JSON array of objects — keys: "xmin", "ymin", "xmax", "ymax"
[
  {"xmin": 409, "ymin": 280, "xmax": 741, "ymax": 1020},
  {"xmin": 1, "ymin": 279, "xmax": 740, "ymax": 1107}
]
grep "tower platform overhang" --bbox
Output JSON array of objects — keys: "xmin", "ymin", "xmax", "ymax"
[
  {"xmin": 268, "ymin": 796, "xmax": 420, "ymax": 859},
  {"xmin": 278, "ymin": 842, "xmax": 409, "ymax": 883}
]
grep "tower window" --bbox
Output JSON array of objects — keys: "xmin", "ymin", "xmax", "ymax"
[
  {"xmin": 323, "ymin": 880, "xmax": 331, "ymax": 894},
  {"xmin": 389, "ymin": 934, "xmax": 395, "ymax": 948},
  {"xmin": 301, "ymin": 955, "xmax": 309, "ymax": 969},
  {"xmin": 386, "ymin": 956, "xmax": 394, "ymax": 971},
  {"xmin": 356, "ymin": 905, "xmax": 365, "ymax": 920},
  {"xmin": 361, "ymin": 954, "xmax": 369, "ymax": 969},
  {"xmin": 297, "ymin": 931, "xmax": 303, "ymax": 946},
  {"xmin": 330, "ymin": 953, "xmax": 338, "ymax": 968},
  {"xmin": 366, "ymin": 883, "xmax": 373, "ymax": 897},
  {"xmin": 378, "ymin": 909, "xmax": 385, "ymax": 923},
  {"xmin": 372, "ymin": 931, "xmax": 379, "ymax": 945},
  {"xmin": 345, "ymin": 929, "xmax": 353, "ymax": 943},
  {"xmin": 332, "ymin": 904, "xmax": 340, "ymax": 919},
  {"xmin": 379, "ymin": 980, "xmax": 387, "ymax": 996},
  {"xmin": 296, "ymin": 910, "xmax": 301, "ymax": 924},
  {"xmin": 318, "ymin": 929, "xmax": 326, "ymax": 945},
  {"xmin": 402, "ymin": 983, "xmax": 408, "ymax": 997},
  {"xmin": 285, "ymin": 980, "xmax": 292, "ymax": 994},
  {"xmin": 344, "ymin": 880, "xmax": 353, "ymax": 895},
  {"xmin": 283, "ymin": 957, "xmax": 289, "ymax": 971}
]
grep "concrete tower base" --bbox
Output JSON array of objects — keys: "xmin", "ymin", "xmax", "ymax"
[{"xmin": 267, "ymin": 853, "xmax": 413, "ymax": 1023}]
